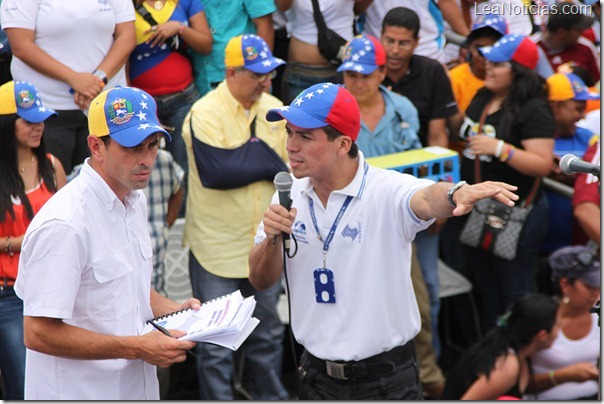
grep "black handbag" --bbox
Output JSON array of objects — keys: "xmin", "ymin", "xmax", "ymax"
[
  {"xmin": 458, "ymin": 100, "xmax": 540, "ymax": 260},
  {"xmin": 190, "ymin": 116, "xmax": 288, "ymax": 190},
  {"xmin": 310, "ymin": 0, "xmax": 347, "ymax": 65}
]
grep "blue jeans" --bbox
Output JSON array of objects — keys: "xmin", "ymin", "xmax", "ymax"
[
  {"xmin": 467, "ymin": 194, "xmax": 549, "ymax": 332},
  {"xmin": 188, "ymin": 252, "xmax": 288, "ymax": 400},
  {"xmin": 154, "ymin": 83, "xmax": 199, "ymax": 177},
  {"xmin": 413, "ymin": 230, "xmax": 441, "ymax": 358},
  {"xmin": 281, "ymin": 62, "xmax": 339, "ymax": 105},
  {"xmin": 0, "ymin": 286, "xmax": 25, "ymax": 399}
]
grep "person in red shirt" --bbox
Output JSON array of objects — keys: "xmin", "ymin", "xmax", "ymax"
[
  {"xmin": 0, "ymin": 80, "xmax": 67, "ymax": 399},
  {"xmin": 572, "ymin": 140, "xmax": 600, "ymax": 247},
  {"xmin": 538, "ymin": 2, "xmax": 599, "ymax": 82}
]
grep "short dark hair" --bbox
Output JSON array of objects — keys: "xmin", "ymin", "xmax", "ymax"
[
  {"xmin": 466, "ymin": 27, "xmax": 503, "ymax": 46},
  {"xmin": 99, "ymin": 135, "xmax": 112, "ymax": 146},
  {"xmin": 547, "ymin": 2, "xmax": 595, "ymax": 31},
  {"xmin": 381, "ymin": 7, "xmax": 420, "ymax": 38},
  {"xmin": 323, "ymin": 125, "xmax": 359, "ymax": 158}
]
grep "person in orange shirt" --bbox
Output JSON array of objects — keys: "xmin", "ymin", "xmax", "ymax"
[
  {"xmin": 449, "ymin": 13, "xmax": 507, "ymax": 114},
  {"xmin": 0, "ymin": 80, "xmax": 67, "ymax": 399}
]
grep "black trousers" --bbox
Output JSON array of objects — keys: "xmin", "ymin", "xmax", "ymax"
[{"xmin": 297, "ymin": 341, "xmax": 423, "ymax": 400}]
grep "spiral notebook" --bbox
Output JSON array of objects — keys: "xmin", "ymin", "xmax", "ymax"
[{"xmin": 142, "ymin": 290, "xmax": 259, "ymax": 351}]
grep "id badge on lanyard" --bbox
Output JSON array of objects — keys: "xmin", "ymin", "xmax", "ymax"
[{"xmin": 309, "ymin": 195, "xmax": 353, "ymax": 304}]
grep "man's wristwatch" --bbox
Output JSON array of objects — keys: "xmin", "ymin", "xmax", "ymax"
[
  {"xmin": 447, "ymin": 181, "xmax": 467, "ymax": 207},
  {"xmin": 93, "ymin": 69, "xmax": 108, "ymax": 85}
]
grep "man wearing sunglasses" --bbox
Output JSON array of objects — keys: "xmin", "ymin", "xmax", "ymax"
[{"xmin": 181, "ymin": 34, "xmax": 289, "ymax": 400}]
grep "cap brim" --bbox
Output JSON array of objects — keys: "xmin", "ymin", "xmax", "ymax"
[
  {"xmin": 266, "ymin": 106, "xmax": 327, "ymax": 130},
  {"xmin": 337, "ymin": 62, "xmax": 380, "ymax": 74},
  {"xmin": 574, "ymin": 91, "xmax": 600, "ymax": 101},
  {"xmin": 18, "ymin": 107, "xmax": 57, "ymax": 123},
  {"xmin": 246, "ymin": 57, "xmax": 286, "ymax": 74},
  {"xmin": 478, "ymin": 45, "xmax": 509, "ymax": 63},
  {"xmin": 580, "ymin": 271, "xmax": 600, "ymax": 288},
  {"xmin": 109, "ymin": 124, "xmax": 171, "ymax": 147}
]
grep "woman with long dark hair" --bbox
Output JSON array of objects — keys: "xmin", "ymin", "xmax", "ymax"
[
  {"xmin": 455, "ymin": 34, "xmax": 556, "ymax": 332},
  {"xmin": 525, "ymin": 246, "xmax": 600, "ymax": 400},
  {"xmin": 442, "ymin": 293, "xmax": 560, "ymax": 399},
  {"xmin": 0, "ymin": 80, "xmax": 66, "ymax": 399}
]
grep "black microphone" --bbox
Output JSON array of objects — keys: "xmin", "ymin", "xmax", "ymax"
[
  {"xmin": 273, "ymin": 172, "xmax": 293, "ymax": 251},
  {"xmin": 559, "ymin": 154, "xmax": 600, "ymax": 178}
]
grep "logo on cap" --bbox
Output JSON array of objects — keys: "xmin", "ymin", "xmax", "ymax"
[
  {"xmin": 245, "ymin": 46, "xmax": 258, "ymax": 61},
  {"xmin": 108, "ymin": 98, "xmax": 135, "ymax": 125},
  {"xmin": 17, "ymin": 90, "xmax": 35, "ymax": 109}
]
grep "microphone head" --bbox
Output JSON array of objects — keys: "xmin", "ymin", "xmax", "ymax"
[
  {"xmin": 559, "ymin": 154, "xmax": 577, "ymax": 175},
  {"xmin": 274, "ymin": 171, "xmax": 293, "ymax": 192}
]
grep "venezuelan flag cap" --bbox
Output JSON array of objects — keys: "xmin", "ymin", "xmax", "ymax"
[
  {"xmin": 0, "ymin": 81, "xmax": 56, "ymax": 123},
  {"xmin": 224, "ymin": 34, "xmax": 285, "ymax": 74},
  {"xmin": 88, "ymin": 86, "xmax": 170, "ymax": 147},
  {"xmin": 266, "ymin": 83, "xmax": 360, "ymax": 141},
  {"xmin": 479, "ymin": 34, "xmax": 538, "ymax": 70},
  {"xmin": 337, "ymin": 35, "xmax": 386, "ymax": 75}
]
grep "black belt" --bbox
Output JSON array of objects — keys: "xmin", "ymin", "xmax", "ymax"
[{"xmin": 304, "ymin": 340, "xmax": 415, "ymax": 381}]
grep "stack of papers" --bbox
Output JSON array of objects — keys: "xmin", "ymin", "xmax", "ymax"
[{"xmin": 142, "ymin": 290, "xmax": 259, "ymax": 350}]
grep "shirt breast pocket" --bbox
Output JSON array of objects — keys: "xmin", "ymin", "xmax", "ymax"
[{"xmin": 88, "ymin": 256, "xmax": 134, "ymax": 321}]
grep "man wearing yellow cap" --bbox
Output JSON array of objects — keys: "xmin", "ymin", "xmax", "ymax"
[
  {"xmin": 182, "ymin": 34, "xmax": 289, "ymax": 400},
  {"xmin": 15, "ymin": 86, "xmax": 202, "ymax": 400}
]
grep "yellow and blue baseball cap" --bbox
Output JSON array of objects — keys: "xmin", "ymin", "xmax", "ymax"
[
  {"xmin": 224, "ymin": 34, "xmax": 285, "ymax": 74},
  {"xmin": 88, "ymin": 86, "xmax": 170, "ymax": 147},
  {"xmin": 547, "ymin": 73, "xmax": 600, "ymax": 101},
  {"xmin": 0, "ymin": 81, "xmax": 56, "ymax": 123}
]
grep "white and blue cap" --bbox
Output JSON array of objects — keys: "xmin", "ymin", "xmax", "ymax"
[
  {"xmin": 0, "ymin": 81, "xmax": 57, "ymax": 123},
  {"xmin": 88, "ymin": 86, "xmax": 170, "ymax": 147},
  {"xmin": 469, "ymin": 13, "xmax": 508, "ymax": 39}
]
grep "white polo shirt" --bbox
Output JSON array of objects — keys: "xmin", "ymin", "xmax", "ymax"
[
  {"xmin": 15, "ymin": 159, "xmax": 159, "ymax": 400},
  {"xmin": 255, "ymin": 152, "xmax": 434, "ymax": 361}
]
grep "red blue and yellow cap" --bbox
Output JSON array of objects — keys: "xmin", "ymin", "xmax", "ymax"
[
  {"xmin": 224, "ymin": 34, "xmax": 285, "ymax": 74},
  {"xmin": 0, "ymin": 81, "xmax": 56, "ymax": 123},
  {"xmin": 88, "ymin": 86, "xmax": 170, "ymax": 147},
  {"xmin": 337, "ymin": 34, "xmax": 386, "ymax": 74},
  {"xmin": 266, "ymin": 83, "xmax": 360, "ymax": 141},
  {"xmin": 547, "ymin": 73, "xmax": 600, "ymax": 101},
  {"xmin": 479, "ymin": 34, "xmax": 539, "ymax": 70}
]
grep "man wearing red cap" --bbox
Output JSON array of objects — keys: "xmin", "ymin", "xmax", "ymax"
[{"xmin": 249, "ymin": 82, "xmax": 520, "ymax": 399}]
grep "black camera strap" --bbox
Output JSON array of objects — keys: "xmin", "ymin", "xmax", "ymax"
[{"xmin": 135, "ymin": 4, "xmax": 159, "ymax": 27}]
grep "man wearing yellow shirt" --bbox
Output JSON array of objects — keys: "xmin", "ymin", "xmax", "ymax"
[
  {"xmin": 182, "ymin": 34, "xmax": 289, "ymax": 400},
  {"xmin": 449, "ymin": 13, "xmax": 507, "ymax": 114}
]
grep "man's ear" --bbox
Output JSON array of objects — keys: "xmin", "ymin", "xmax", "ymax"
[
  {"xmin": 87, "ymin": 135, "xmax": 104, "ymax": 158},
  {"xmin": 337, "ymin": 135, "xmax": 353, "ymax": 155}
]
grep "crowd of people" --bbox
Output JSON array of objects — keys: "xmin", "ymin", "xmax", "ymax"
[{"xmin": 0, "ymin": 0, "xmax": 600, "ymax": 400}]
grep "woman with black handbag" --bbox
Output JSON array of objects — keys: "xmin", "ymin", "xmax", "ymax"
[{"xmin": 452, "ymin": 34, "xmax": 555, "ymax": 333}]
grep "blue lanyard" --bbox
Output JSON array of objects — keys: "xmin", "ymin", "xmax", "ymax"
[{"xmin": 308, "ymin": 194, "xmax": 353, "ymax": 268}]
